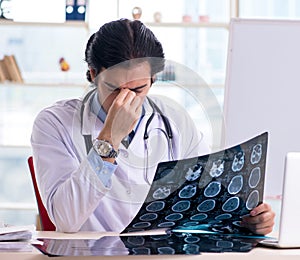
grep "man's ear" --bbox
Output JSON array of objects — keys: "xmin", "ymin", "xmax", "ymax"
[
  {"xmin": 90, "ymin": 68, "xmax": 96, "ymax": 82},
  {"xmin": 151, "ymin": 76, "xmax": 156, "ymax": 85}
]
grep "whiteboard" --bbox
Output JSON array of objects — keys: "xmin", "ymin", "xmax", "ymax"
[{"xmin": 223, "ymin": 18, "xmax": 300, "ymax": 197}]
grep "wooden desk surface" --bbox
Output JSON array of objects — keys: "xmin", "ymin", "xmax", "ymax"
[{"xmin": 0, "ymin": 231, "xmax": 300, "ymax": 259}]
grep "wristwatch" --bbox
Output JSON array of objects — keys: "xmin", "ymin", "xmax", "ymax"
[{"xmin": 93, "ymin": 139, "xmax": 119, "ymax": 158}]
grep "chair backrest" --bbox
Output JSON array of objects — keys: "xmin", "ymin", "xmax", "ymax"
[{"xmin": 27, "ymin": 156, "xmax": 56, "ymax": 231}]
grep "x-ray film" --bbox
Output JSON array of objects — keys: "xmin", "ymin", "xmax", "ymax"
[{"xmin": 123, "ymin": 132, "xmax": 268, "ymax": 236}]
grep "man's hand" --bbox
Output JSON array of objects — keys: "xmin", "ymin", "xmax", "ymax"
[
  {"xmin": 241, "ymin": 203, "xmax": 275, "ymax": 235},
  {"xmin": 98, "ymin": 88, "xmax": 143, "ymax": 148}
]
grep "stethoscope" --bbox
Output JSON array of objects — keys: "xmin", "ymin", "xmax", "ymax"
[{"xmin": 80, "ymin": 88, "xmax": 175, "ymax": 184}]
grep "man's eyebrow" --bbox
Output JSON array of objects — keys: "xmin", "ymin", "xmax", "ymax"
[
  {"xmin": 129, "ymin": 84, "xmax": 147, "ymax": 91},
  {"xmin": 104, "ymin": 81, "xmax": 147, "ymax": 91}
]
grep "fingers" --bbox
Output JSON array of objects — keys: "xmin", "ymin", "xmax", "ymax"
[
  {"xmin": 104, "ymin": 89, "xmax": 143, "ymax": 144},
  {"xmin": 241, "ymin": 203, "xmax": 276, "ymax": 235},
  {"xmin": 249, "ymin": 203, "xmax": 271, "ymax": 217},
  {"xmin": 242, "ymin": 222, "xmax": 274, "ymax": 236},
  {"xmin": 131, "ymin": 94, "xmax": 143, "ymax": 111},
  {"xmin": 242, "ymin": 215, "xmax": 274, "ymax": 235},
  {"xmin": 112, "ymin": 89, "xmax": 142, "ymax": 111},
  {"xmin": 115, "ymin": 88, "xmax": 134, "ymax": 102}
]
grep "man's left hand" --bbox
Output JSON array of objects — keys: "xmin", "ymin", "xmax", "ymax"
[{"xmin": 241, "ymin": 203, "xmax": 275, "ymax": 235}]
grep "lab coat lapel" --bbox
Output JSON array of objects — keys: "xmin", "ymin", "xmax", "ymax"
[{"xmin": 72, "ymin": 94, "xmax": 100, "ymax": 159}]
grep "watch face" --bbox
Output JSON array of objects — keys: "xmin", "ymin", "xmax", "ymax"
[
  {"xmin": 99, "ymin": 142, "xmax": 111, "ymax": 155},
  {"xmin": 93, "ymin": 139, "xmax": 119, "ymax": 158},
  {"xmin": 98, "ymin": 141, "xmax": 111, "ymax": 156}
]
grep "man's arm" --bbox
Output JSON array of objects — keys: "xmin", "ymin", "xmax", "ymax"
[{"xmin": 31, "ymin": 108, "xmax": 112, "ymax": 232}]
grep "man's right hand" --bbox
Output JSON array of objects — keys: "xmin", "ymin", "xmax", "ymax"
[{"xmin": 98, "ymin": 88, "xmax": 143, "ymax": 149}]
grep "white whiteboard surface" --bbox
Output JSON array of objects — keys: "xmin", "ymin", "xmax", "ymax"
[{"xmin": 223, "ymin": 18, "xmax": 300, "ymax": 196}]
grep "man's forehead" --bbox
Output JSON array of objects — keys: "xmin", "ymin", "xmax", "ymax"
[{"xmin": 100, "ymin": 62, "xmax": 151, "ymax": 83}]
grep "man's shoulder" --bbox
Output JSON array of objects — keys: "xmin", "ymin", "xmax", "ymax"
[
  {"xmin": 43, "ymin": 98, "xmax": 81, "ymax": 113},
  {"xmin": 35, "ymin": 98, "xmax": 82, "ymax": 123}
]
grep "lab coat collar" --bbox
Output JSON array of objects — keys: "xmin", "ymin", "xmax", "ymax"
[{"xmin": 80, "ymin": 89, "xmax": 100, "ymax": 136}]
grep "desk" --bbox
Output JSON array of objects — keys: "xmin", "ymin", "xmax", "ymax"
[{"xmin": 1, "ymin": 231, "xmax": 300, "ymax": 259}]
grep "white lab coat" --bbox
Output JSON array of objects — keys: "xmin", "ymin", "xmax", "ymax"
[{"xmin": 31, "ymin": 92, "xmax": 210, "ymax": 232}]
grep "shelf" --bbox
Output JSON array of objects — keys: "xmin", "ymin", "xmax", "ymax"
[
  {"xmin": 145, "ymin": 22, "xmax": 229, "ymax": 29},
  {"xmin": 0, "ymin": 19, "xmax": 89, "ymax": 30},
  {"xmin": 0, "ymin": 202, "xmax": 36, "ymax": 211},
  {"xmin": 155, "ymin": 81, "xmax": 224, "ymax": 88},
  {"xmin": 0, "ymin": 20, "xmax": 228, "ymax": 30},
  {"xmin": 0, "ymin": 82, "xmax": 88, "ymax": 88}
]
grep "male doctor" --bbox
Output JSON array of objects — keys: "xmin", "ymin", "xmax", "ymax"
[{"xmin": 31, "ymin": 19, "xmax": 275, "ymax": 234}]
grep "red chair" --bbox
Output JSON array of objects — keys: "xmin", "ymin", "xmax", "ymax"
[{"xmin": 27, "ymin": 156, "xmax": 56, "ymax": 231}]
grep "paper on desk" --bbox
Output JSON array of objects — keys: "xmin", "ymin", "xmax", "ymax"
[
  {"xmin": 0, "ymin": 224, "xmax": 36, "ymax": 241},
  {"xmin": 0, "ymin": 241, "xmax": 33, "ymax": 252},
  {"xmin": 0, "ymin": 225, "xmax": 35, "ymax": 252}
]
